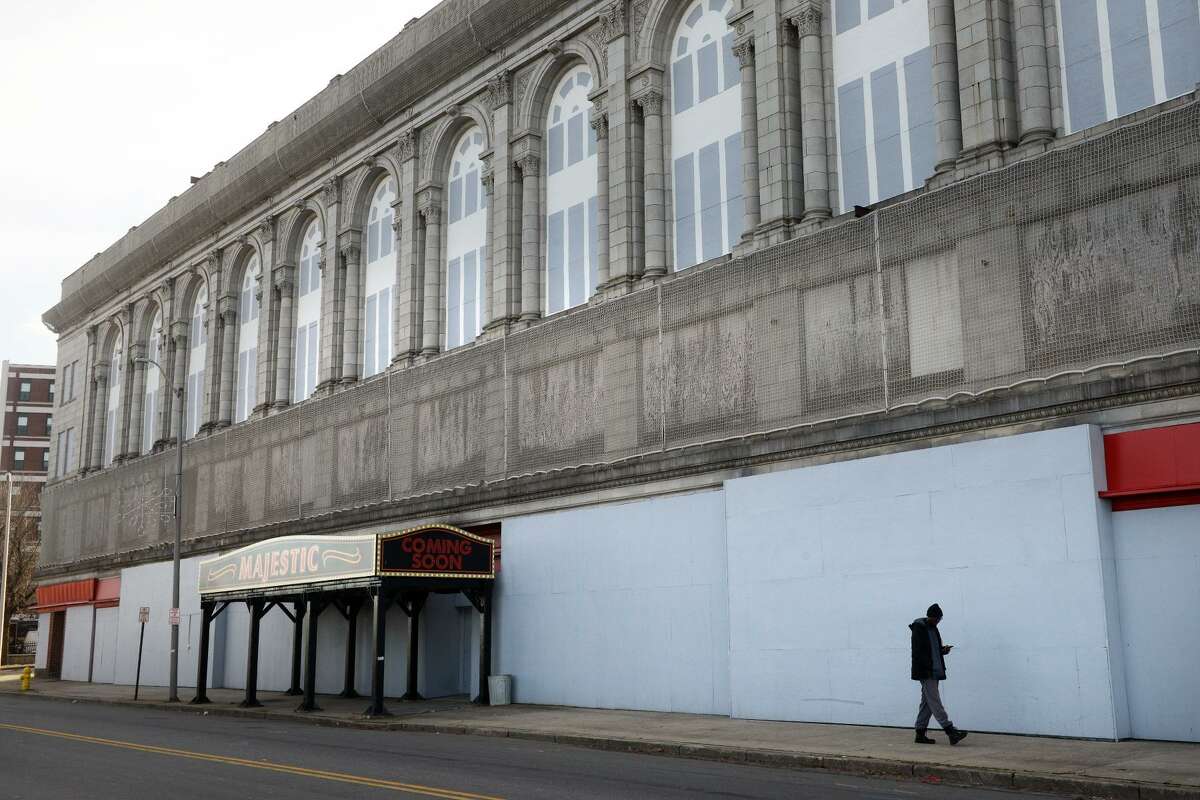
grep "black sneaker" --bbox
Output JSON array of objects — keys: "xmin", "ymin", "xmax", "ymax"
[
  {"xmin": 915, "ymin": 730, "xmax": 936, "ymax": 744},
  {"xmin": 946, "ymin": 726, "xmax": 968, "ymax": 745}
]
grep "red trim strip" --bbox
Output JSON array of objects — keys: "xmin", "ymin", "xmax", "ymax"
[{"xmin": 1102, "ymin": 423, "xmax": 1200, "ymax": 512}]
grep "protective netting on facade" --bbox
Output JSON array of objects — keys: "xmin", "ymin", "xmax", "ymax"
[{"xmin": 41, "ymin": 100, "xmax": 1200, "ymax": 568}]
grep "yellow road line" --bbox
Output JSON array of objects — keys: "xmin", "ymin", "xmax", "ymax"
[{"xmin": 0, "ymin": 722, "xmax": 504, "ymax": 800}]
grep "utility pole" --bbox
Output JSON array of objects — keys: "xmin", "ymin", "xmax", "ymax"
[
  {"xmin": 136, "ymin": 357, "xmax": 185, "ymax": 702},
  {"xmin": 0, "ymin": 472, "xmax": 12, "ymax": 665}
]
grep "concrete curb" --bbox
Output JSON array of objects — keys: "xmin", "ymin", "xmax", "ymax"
[{"xmin": 6, "ymin": 690, "xmax": 1198, "ymax": 800}]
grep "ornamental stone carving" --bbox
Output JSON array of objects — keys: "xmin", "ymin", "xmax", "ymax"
[
  {"xmin": 791, "ymin": 0, "xmax": 822, "ymax": 38},
  {"xmin": 636, "ymin": 89, "xmax": 662, "ymax": 116},
  {"xmin": 514, "ymin": 153, "xmax": 540, "ymax": 177},
  {"xmin": 321, "ymin": 178, "xmax": 338, "ymax": 206},
  {"xmin": 258, "ymin": 216, "xmax": 275, "ymax": 243},
  {"xmin": 486, "ymin": 71, "xmax": 512, "ymax": 109},
  {"xmin": 732, "ymin": 38, "xmax": 754, "ymax": 68},
  {"xmin": 630, "ymin": 0, "xmax": 649, "ymax": 51},
  {"xmin": 599, "ymin": 0, "xmax": 626, "ymax": 41},
  {"xmin": 589, "ymin": 108, "xmax": 609, "ymax": 139},
  {"xmin": 417, "ymin": 189, "xmax": 441, "ymax": 220},
  {"xmin": 395, "ymin": 130, "xmax": 417, "ymax": 162}
]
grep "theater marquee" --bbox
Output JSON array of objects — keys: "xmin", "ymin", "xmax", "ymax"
[
  {"xmin": 378, "ymin": 524, "xmax": 495, "ymax": 579},
  {"xmin": 198, "ymin": 534, "xmax": 378, "ymax": 593}
]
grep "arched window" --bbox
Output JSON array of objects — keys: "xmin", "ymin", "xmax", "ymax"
[
  {"xmin": 103, "ymin": 332, "xmax": 123, "ymax": 466},
  {"xmin": 445, "ymin": 127, "xmax": 487, "ymax": 350},
  {"xmin": 234, "ymin": 256, "xmax": 260, "ymax": 423},
  {"xmin": 363, "ymin": 177, "xmax": 396, "ymax": 377},
  {"xmin": 294, "ymin": 220, "xmax": 322, "ymax": 401},
  {"xmin": 670, "ymin": 0, "xmax": 743, "ymax": 270},
  {"xmin": 142, "ymin": 309, "xmax": 162, "ymax": 454},
  {"xmin": 185, "ymin": 287, "xmax": 207, "ymax": 439},
  {"xmin": 545, "ymin": 67, "xmax": 599, "ymax": 314}
]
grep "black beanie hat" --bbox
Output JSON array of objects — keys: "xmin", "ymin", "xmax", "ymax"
[{"xmin": 927, "ymin": 603, "xmax": 943, "ymax": 619}]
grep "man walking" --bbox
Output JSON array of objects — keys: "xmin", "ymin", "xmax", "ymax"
[{"xmin": 909, "ymin": 603, "xmax": 967, "ymax": 745}]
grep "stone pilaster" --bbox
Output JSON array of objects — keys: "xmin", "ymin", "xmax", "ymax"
[
  {"xmin": 125, "ymin": 343, "xmax": 147, "ymax": 458},
  {"xmin": 339, "ymin": 232, "xmax": 362, "ymax": 384},
  {"xmin": 115, "ymin": 306, "xmax": 135, "ymax": 460},
  {"xmin": 89, "ymin": 361, "xmax": 109, "ymax": 469},
  {"xmin": 200, "ymin": 257, "xmax": 221, "ymax": 433},
  {"xmin": 732, "ymin": 36, "xmax": 762, "ymax": 242},
  {"xmin": 516, "ymin": 149, "xmax": 541, "ymax": 321},
  {"xmin": 484, "ymin": 71, "xmax": 519, "ymax": 332},
  {"xmin": 634, "ymin": 86, "xmax": 665, "ymax": 278},
  {"xmin": 317, "ymin": 178, "xmax": 342, "ymax": 392},
  {"xmin": 601, "ymin": 5, "xmax": 637, "ymax": 291},
  {"xmin": 929, "ymin": 0, "xmax": 963, "ymax": 172},
  {"xmin": 169, "ymin": 321, "xmax": 189, "ymax": 441},
  {"xmin": 217, "ymin": 295, "xmax": 237, "ymax": 426},
  {"xmin": 253, "ymin": 217, "xmax": 276, "ymax": 416},
  {"xmin": 779, "ymin": 21, "xmax": 804, "ymax": 224},
  {"xmin": 1013, "ymin": 0, "xmax": 1053, "ymax": 144},
  {"xmin": 792, "ymin": 1, "xmax": 831, "ymax": 222},
  {"xmin": 479, "ymin": 154, "xmax": 496, "ymax": 330},
  {"xmin": 79, "ymin": 326, "xmax": 98, "ymax": 473},
  {"xmin": 272, "ymin": 266, "xmax": 296, "ymax": 409},
  {"xmin": 953, "ymin": 0, "xmax": 1018, "ymax": 165},
  {"xmin": 590, "ymin": 105, "xmax": 611, "ymax": 289},
  {"xmin": 393, "ymin": 131, "xmax": 421, "ymax": 366},
  {"xmin": 418, "ymin": 187, "xmax": 443, "ymax": 355},
  {"xmin": 158, "ymin": 277, "xmax": 178, "ymax": 445}
]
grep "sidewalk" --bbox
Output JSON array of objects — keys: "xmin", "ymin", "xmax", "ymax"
[{"xmin": 3, "ymin": 673, "xmax": 1196, "ymax": 799}]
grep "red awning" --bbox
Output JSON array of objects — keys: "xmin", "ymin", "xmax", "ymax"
[
  {"xmin": 94, "ymin": 577, "xmax": 121, "ymax": 608},
  {"xmin": 1101, "ymin": 422, "xmax": 1200, "ymax": 511},
  {"xmin": 34, "ymin": 579, "xmax": 96, "ymax": 612}
]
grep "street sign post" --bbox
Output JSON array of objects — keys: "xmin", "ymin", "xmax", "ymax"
[{"xmin": 134, "ymin": 607, "xmax": 149, "ymax": 700}]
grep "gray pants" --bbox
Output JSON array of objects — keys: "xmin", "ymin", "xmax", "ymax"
[{"xmin": 915, "ymin": 679, "xmax": 954, "ymax": 731}]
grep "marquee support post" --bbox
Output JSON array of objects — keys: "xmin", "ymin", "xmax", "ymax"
[
  {"xmin": 239, "ymin": 598, "xmax": 264, "ymax": 708},
  {"xmin": 298, "ymin": 597, "xmax": 322, "ymax": 712},
  {"xmin": 473, "ymin": 587, "xmax": 493, "ymax": 705},
  {"xmin": 400, "ymin": 592, "xmax": 426, "ymax": 702},
  {"xmin": 190, "ymin": 602, "xmax": 213, "ymax": 704},
  {"xmin": 285, "ymin": 601, "xmax": 305, "ymax": 695},
  {"xmin": 340, "ymin": 596, "xmax": 362, "ymax": 699},
  {"xmin": 363, "ymin": 587, "xmax": 391, "ymax": 718}
]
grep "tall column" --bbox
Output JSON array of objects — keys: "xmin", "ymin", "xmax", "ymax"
[
  {"xmin": 89, "ymin": 363, "xmax": 109, "ymax": 469},
  {"xmin": 115, "ymin": 309, "xmax": 136, "ymax": 461},
  {"xmin": 418, "ymin": 189, "xmax": 443, "ymax": 356},
  {"xmin": 590, "ymin": 107, "xmax": 610, "ymax": 288},
  {"xmin": 254, "ymin": 217, "xmax": 276, "ymax": 415},
  {"xmin": 1014, "ymin": 0, "xmax": 1053, "ymax": 143},
  {"xmin": 516, "ymin": 153, "xmax": 541, "ymax": 322},
  {"xmin": 169, "ymin": 322, "xmax": 188, "ymax": 442},
  {"xmin": 484, "ymin": 71, "xmax": 517, "ymax": 331},
  {"xmin": 318, "ymin": 180, "xmax": 341, "ymax": 391},
  {"xmin": 929, "ymin": 0, "xmax": 963, "ymax": 172},
  {"xmin": 779, "ymin": 23, "xmax": 804, "ymax": 224},
  {"xmin": 392, "ymin": 132, "xmax": 420, "ymax": 366},
  {"xmin": 80, "ymin": 326, "xmax": 99, "ymax": 472},
  {"xmin": 599, "ymin": 0, "xmax": 635, "ymax": 288},
  {"xmin": 951, "ymin": 0, "xmax": 1018, "ymax": 159},
  {"xmin": 732, "ymin": 38, "xmax": 762, "ymax": 238},
  {"xmin": 340, "ymin": 236, "xmax": 362, "ymax": 385},
  {"xmin": 125, "ymin": 343, "xmax": 147, "ymax": 458},
  {"xmin": 217, "ymin": 297, "xmax": 236, "ymax": 426},
  {"xmin": 637, "ymin": 90, "xmax": 666, "ymax": 278},
  {"xmin": 272, "ymin": 267, "xmax": 295, "ymax": 409},
  {"xmin": 792, "ymin": 3, "xmax": 831, "ymax": 221},
  {"xmin": 479, "ymin": 154, "xmax": 496, "ymax": 330}
]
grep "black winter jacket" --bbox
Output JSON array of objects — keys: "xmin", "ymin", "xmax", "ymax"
[{"xmin": 910, "ymin": 617, "xmax": 946, "ymax": 681}]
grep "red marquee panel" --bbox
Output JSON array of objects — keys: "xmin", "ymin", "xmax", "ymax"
[{"xmin": 1101, "ymin": 422, "xmax": 1200, "ymax": 511}]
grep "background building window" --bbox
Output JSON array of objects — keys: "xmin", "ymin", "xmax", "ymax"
[
  {"xmin": 831, "ymin": 0, "xmax": 936, "ymax": 212},
  {"xmin": 186, "ymin": 291, "xmax": 207, "ymax": 439},
  {"xmin": 670, "ymin": 0, "xmax": 743, "ymax": 270},
  {"xmin": 18, "ymin": 380, "xmax": 30, "ymax": 401},
  {"xmin": 235, "ymin": 257, "xmax": 260, "ymax": 422},
  {"xmin": 16, "ymin": 415, "xmax": 28, "ymax": 435},
  {"xmin": 445, "ymin": 128, "xmax": 488, "ymax": 350},
  {"xmin": 545, "ymin": 67, "xmax": 599, "ymax": 314},
  {"xmin": 1057, "ymin": 0, "xmax": 1200, "ymax": 134},
  {"xmin": 14, "ymin": 449, "xmax": 24, "ymax": 470},
  {"xmin": 363, "ymin": 178, "xmax": 396, "ymax": 377},
  {"xmin": 294, "ymin": 220, "xmax": 322, "ymax": 401}
]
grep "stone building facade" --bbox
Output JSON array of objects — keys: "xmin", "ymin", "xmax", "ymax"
[{"xmin": 35, "ymin": 0, "xmax": 1200, "ymax": 741}]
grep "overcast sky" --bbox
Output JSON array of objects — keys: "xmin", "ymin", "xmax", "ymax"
[{"xmin": 0, "ymin": 0, "xmax": 439, "ymax": 366}]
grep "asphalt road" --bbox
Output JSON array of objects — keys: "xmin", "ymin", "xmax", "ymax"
[{"xmin": 0, "ymin": 696, "xmax": 1050, "ymax": 800}]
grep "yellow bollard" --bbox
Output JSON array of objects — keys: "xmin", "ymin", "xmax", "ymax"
[{"xmin": 20, "ymin": 665, "xmax": 32, "ymax": 691}]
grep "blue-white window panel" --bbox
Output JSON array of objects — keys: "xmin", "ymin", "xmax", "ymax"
[
  {"xmin": 698, "ymin": 141, "xmax": 723, "ymax": 262},
  {"xmin": 838, "ymin": 78, "xmax": 869, "ymax": 211},
  {"xmin": 1161, "ymin": 0, "xmax": 1200, "ymax": 98},
  {"xmin": 674, "ymin": 153, "xmax": 697, "ymax": 269},
  {"xmin": 306, "ymin": 324, "xmax": 318, "ymax": 397},
  {"xmin": 722, "ymin": 33, "xmax": 738, "ymax": 92},
  {"xmin": 548, "ymin": 210, "xmax": 565, "ymax": 313},
  {"xmin": 673, "ymin": 55, "xmax": 694, "ymax": 114},
  {"xmin": 548, "ymin": 124, "xmax": 565, "ymax": 175},
  {"xmin": 870, "ymin": 63, "xmax": 904, "ymax": 202},
  {"xmin": 904, "ymin": 46, "xmax": 936, "ymax": 185},
  {"xmin": 835, "ymin": 0, "xmax": 860, "ymax": 34},
  {"xmin": 724, "ymin": 131, "xmax": 743, "ymax": 249},
  {"xmin": 1109, "ymin": 0, "xmax": 1154, "ymax": 117},
  {"xmin": 1060, "ymin": 0, "xmax": 1106, "ymax": 132},
  {"xmin": 698, "ymin": 41, "xmax": 719, "ymax": 103},
  {"xmin": 568, "ymin": 112, "xmax": 584, "ymax": 167},
  {"xmin": 465, "ymin": 169, "xmax": 479, "ymax": 216},
  {"xmin": 377, "ymin": 287, "xmax": 390, "ymax": 368},
  {"xmin": 868, "ymin": 0, "xmax": 894, "ymax": 20},
  {"xmin": 463, "ymin": 251, "xmax": 477, "ymax": 342},
  {"xmin": 448, "ymin": 177, "xmax": 463, "ymax": 224},
  {"xmin": 568, "ymin": 202, "xmax": 586, "ymax": 308},
  {"xmin": 587, "ymin": 117, "xmax": 597, "ymax": 157},
  {"xmin": 447, "ymin": 257, "xmax": 462, "ymax": 348},
  {"xmin": 365, "ymin": 294, "xmax": 377, "ymax": 376},
  {"xmin": 294, "ymin": 327, "xmax": 306, "ymax": 401},
  {"xmin": 587, "ymin": 196, "xmax": 598, "ymax": 295}
]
